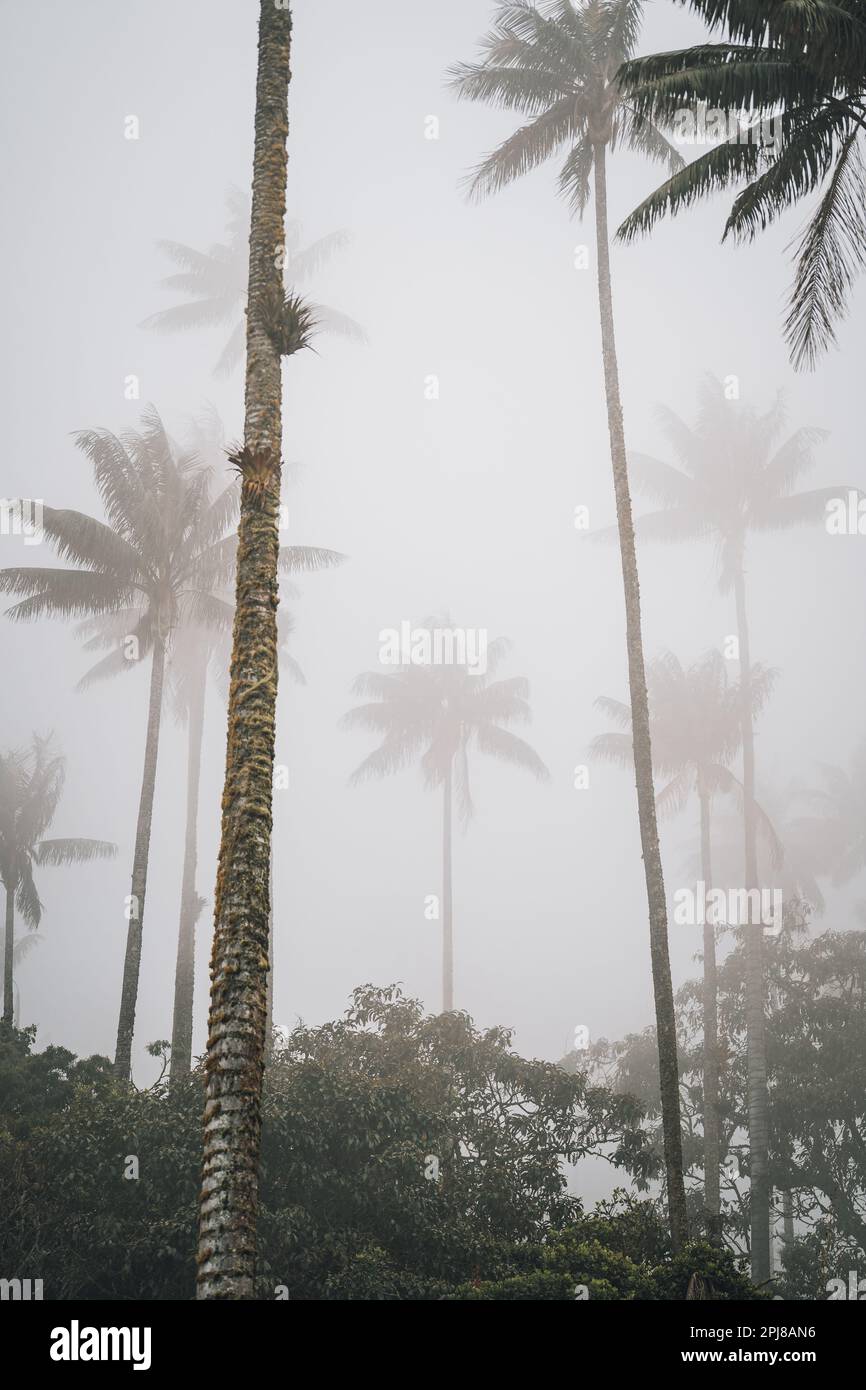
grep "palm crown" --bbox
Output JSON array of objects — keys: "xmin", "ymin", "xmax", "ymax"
[
  {"xmin": 0, "ymin": 408, "xmax": 240, "ymax": 676},
  {"xmin": 0, "ymin": 734, "xmax": 116, "ymax": 926},
  {"xmin": 592, "ymin": 648, "xmax": 776, "ymax": 816},
  {"xmin": 616, "ymin": 0, "xmax": 866, "ymax": 365},
  {"xmin": 141, "ymin": 187, "xmax": 366, "ymax": 375},
  {"xmin": 0, "ymin": 733, "xmax": 116, "ymax": 1023},
  {"xmin": 448, "ymin": 0, "xmax": 682, "ymax": 211},
  {"xmin": 623, "ymin": 376, "xmax": 835, "ymax": 590},
  {"xmin": 343, "ymin": 631, "xmax": 549, "ymax": 817}
]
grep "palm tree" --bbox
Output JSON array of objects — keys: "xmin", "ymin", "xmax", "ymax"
[
  {"xmin": 0, "ymin": 407, "xmax": 238, "ymax": 1078},
  {"xmin": 141, "ymin": 186, "xmax": 365, "ymax": 376},
  {"xmin": 449, "ymin": 0, "xmax": 689, "ymax": 1249},
  {"xmin": 156, "ymin": 409, "xmax": 343, "ymax": 1091},
  {"xmin": 616, "ymin": 0, "xmax": 866, "ymax": 366},
  {"xmin": 688, "ymin": 776, "xmax": 825, "ymax": 915},
  {"xmin": 621, "ymin": 376, "xmax": 839, "ymax": 1280},
  {"xmin": 0, "ymin": 735, "xmax": 115, "ymax": 1025},
  {"xmin": 798, "ymin": 743, "xmax": 866, "ymax": 887},
  {"xmin": 343, "ymin": 626, "xmax": 548, "ymax": 1012},
  {"xmin": 592, "ymin": 648, "xmax": 775, "ymax": 1239},
  {"xmin": 197, "ymin": 0, "xmax": 301, "ymax": 1301},
  {"xmin": 166, "ymin": 582, "xmax": 337, "ymax": 1090},
  {"xmin": 2, "ymin": 932, "xmax": 43, "ymax": 1028}
]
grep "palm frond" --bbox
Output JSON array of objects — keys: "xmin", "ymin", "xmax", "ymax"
[
  {"xmin": 784, "ymin": 130, "xmax": 866, "ymax": 367},
  {"xmin": 35, "ymin": 837, "xmax": 117, "ymax": 866}
]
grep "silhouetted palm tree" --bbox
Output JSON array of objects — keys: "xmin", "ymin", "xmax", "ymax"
[
  {"xmin": 449, "ymin": 0, "xmax": 689, "ymax": 1249},
  {"xmin": 0, "ymin": 408, "xmax": 237, "ymax": 1078},
  {"xmin": 592, "ymin": 648, "xmax": 774, "ymax": 1237},
  {"xmin": 617, "ymin": 0, "xmax": 866, "ymax": 366},
  {"xmin": 0, "ymin": 735, "xmax": 115, "ymax": 1024},
  {"xmin": 141, "ymin": 186, "xmax": 365, "ymax": 375},
  {"xmin": 624, "ymin": 376, "xmax": 839, "ymax": 1279},
  {"xmin": 343, "ymin": 628, "xmax": 548, "ymax": 1011}
]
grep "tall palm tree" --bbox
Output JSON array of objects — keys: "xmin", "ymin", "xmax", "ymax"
[
  {"xmin": 616, "ymin": 0, "xmax": 866, "ymax": 366},
  {"xmin": 449, "ymin": 0, "xmax": 690, "ymax": 1249},
  {"xmin": 166, "ymin": 585, "xmax": 337, "ymax": 1090},
  {"xmin": 141, "ymin": 186, "xmax": 365, "ymax": 375},
  {"xmin": 621, "ymin": 376, "xmax": 838, "ymax": 1280},
  {"xmin": 0, "ymin": 735, "xmax": 115, "ymax": 1024},
  {"xmin": 592, "ymin": 648, "xmax": 775, "ymax": 1238},
  {"xmin": 343, "ymin": 628, "xmax": 548, "ymax": 1011},
  {"xmin": 197, "ymin": 0, "xmax": 303, "ymax": 1301},
  {"xmin": 0, "ymin": 408, "xmax": 237, "ymax": 1078},
  {"xmin": 156, "ymin": 409, "xmax": 343, "ymax": 1091}
]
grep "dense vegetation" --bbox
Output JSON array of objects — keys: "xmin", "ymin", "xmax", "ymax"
[{"xmin": 0, "ymin": 987, "xmax": 759, "ymax": 1301}]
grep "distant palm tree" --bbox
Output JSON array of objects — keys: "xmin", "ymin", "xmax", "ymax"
[
  {"xmin": 343, "ymin": 627, "xmax": 548, "ymax": 1011},
  {"xmin": 449, "ymin": 0, "xmax": 689, "ymax": 1250},
  {"xmin": 688, "ymin": 776, "xmax": 824, "ymax": 916},
  {"xmin": 128, "ymin": 408, "xmax": 342, "ymax": 1090},
  {"xmin": 592, "ymin": 648, "xmax": 775, "ymax": 1238},
  {"xmin": 3, "ymin": 931, "xmax": 43, "ymax": 1027},
  {"xmin": 616, "ymin": 0, "xmax": 866, "ymax": 366},
  {"xmin": 141, "ymin": 186, "xmax": 365, "ymax": 375},
  {"xmin": 798, "ymin": 744, "xmax": 866, "ymax": 888},
  {"xmin": 0, "ymin": 408, "xmax": 237, "ymax": 1078},
  {"xmin": 623, "ymin": 376, "xmax": 839, "ymax": 1280},
  {"xmin": 0, "ymin": 735, "xmax": 115, "ymax": 1024}
]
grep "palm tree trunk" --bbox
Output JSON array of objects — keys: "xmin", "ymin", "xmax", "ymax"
[
  {"xmin": 733, "ymin": 559, "xmax": 771, "ymax": 1284},
  {"xmin": 169, "ymin": 651, "xmax": 207, "ymax": 1090},
  {"xmin": 699, "ymin": 780, "xmax": 721, "ymax": 1242},
  {"xmin": 442, "ymin": 764, "xmax": 454, "ymax": 1012},
  {"xmin": 197, "ymin": 0, "xmax": 291, "ymax": 1300},
  {"xmin": 265, "ymin": 844, "xmax": 274, "ymax": 1061},
  {"xmin": 114, "ymin": 633, "xmax": 166, "ymax": 1079},
  {"xmin": 592, "ymin": 141, "xmax": 688, "ymax": 1252},
  {"xmin": 2, "ymin": 885, "xmax": 14, "ymax": 1025}
]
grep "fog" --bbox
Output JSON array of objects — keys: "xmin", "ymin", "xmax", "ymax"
[{"xmin": 1, "ymin": 0, "xmax": 864, "ymax": 1219}]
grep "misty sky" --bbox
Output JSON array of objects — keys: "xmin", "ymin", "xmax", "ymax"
[{"xmin": 1, "ymin": 0, "xmax": 864, "ymax": 1139}]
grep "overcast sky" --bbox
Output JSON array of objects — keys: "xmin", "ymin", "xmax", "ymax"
[{"xmin": 1, "ymin": 0, "xmax": 863, "ymax": 1146}]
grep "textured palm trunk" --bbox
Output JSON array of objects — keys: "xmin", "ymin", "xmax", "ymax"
[
  {"xmin": 169, "ymin": 651, "xmax": 207, "ymax": 1090},
  {"xmin": 197, "ymin": 0, "xmax": 291, "ymax": 1300},
  {"xmin": 114, "ymin": 633, "xmax": 167, "ymax": 1080},
  {"xmin": 442, "ymin": 764, "xmax": 454, "ymax": 1013},
  {"xmin": 699, "ymin": 781, "xmax": 721, "ymax": 1241},
  {"xmin": 265, "ymin": 845, "xmax": 274, "ymax": 1061},
  {"xmin": 2, "ymin": 885, "xmax": 14, "ymax": 1025},
  {"xmin": 734, "ymin": 559, "xmax": 771, "ymax": 1284},
  {"xmin": 592, "ymin": 142, "xmax": 688, "ymax": 1252}
]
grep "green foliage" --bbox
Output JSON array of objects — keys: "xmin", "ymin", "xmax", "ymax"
[
  {"xmin": 589, "ymin": 924, "xmax": 866, "ymax": 1270},
  {"xmin": 0, "ymin": 986, "xmax": 757, "ymax": 1301}
]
